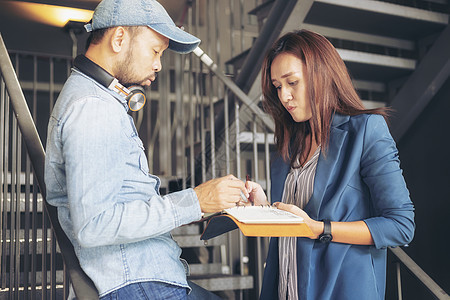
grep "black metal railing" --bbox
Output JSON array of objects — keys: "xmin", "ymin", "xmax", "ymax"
[
  {"xmin": 0, "ymin": 33, "xmax": 98, "ymax": 299},
  {"xmin": 389, "ymin": 247, "xmax": 450, "ymax": 300}
]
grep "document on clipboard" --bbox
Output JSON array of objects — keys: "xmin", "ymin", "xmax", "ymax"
[
  {"xmin": 199, "ymin": 206, "xmax": 314, "ymax": 240},
  {"xmin": 224, "ymin": 206, "xmax": 304, "ymax": 223}
]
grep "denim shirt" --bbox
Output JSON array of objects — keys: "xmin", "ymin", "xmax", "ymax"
[{"xmin": 44, "ymin": 69, "xmax": 202, "ymax": 296}]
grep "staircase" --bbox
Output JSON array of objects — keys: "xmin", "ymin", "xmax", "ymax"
[
  {"xmin": 241, "ymin": 0, "xmax": 449, "ymax": 111},
  {"xmin": 172, "ymin": 224, "xmax": 253, "ymax": 299}
]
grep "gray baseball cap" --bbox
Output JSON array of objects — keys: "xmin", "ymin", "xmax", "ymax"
[{"xmin": 84, "ymin": 0, "xmax": 200, "ymax": 53}]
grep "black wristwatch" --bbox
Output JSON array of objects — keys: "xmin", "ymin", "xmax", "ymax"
[{"xmin": 318, "ymin": 219, "xmax": 332, "ymax": 243}]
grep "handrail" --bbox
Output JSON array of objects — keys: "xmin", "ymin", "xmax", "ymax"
[
  {"xmin": 389, "ymin": 247, "xmax": 450, "ymax": 300},
  {"xmin": 193, "ymin": 47, "xmax": 274, "ymax": 131},
  {"xmin": 0, "ymin": 33, "xmax": 99, "ymax": 299},
  {"xmin": 189, "ymin": 0, "xmax": 300, "ymax": 183},
  {"xmin": 192, "ymin": 0, "xmax": 300, "ymax": 135}
]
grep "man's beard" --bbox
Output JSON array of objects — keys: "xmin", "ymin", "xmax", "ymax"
[{"xmin": 114, "ymin": 48, "xmax": 155, "ymax": 86}]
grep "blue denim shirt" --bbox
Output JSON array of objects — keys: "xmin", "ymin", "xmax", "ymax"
[{"xmin": 44, "ymin": 69, "xmax": 202, "ymax": 296}]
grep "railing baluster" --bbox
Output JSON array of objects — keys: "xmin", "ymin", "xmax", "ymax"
[
  {"xmin": 49, "ymin": 57, "xmax": 54, "ymax": 113},
  {"xmin": 188, "ymin": 3, "xmax": 195, "ymax": 188},
  {"xmin": 252, "ymin": 117, "xmax": 264, "ymax": 293},
  {"xmin": 175, "ymin": 54, "xmax": 186, "ymax": 189},
  {"xmin": 389, "ymin": 247, "xmax": 450, "ymax": 300},
  {"xmin": 224, "ymin": 89, "xmax": 230, "ymax": 176},
  {"xmin": 200, "ymin": 66, "xmax": 206, "ymax": 183},
  {"xmin": 51, "ymin": 230, "xmax": 57, "ymax": 299},
  {"xmin": 264, "ymin": 130, "xmax": 271, "ymax": 202},
  {"xmin": 159, "ymin": 55, "xmax": 168, "ymax": 177},
  {"xmin": 13, "ymin": 54, "xmax": 23, "ymax": 299},
  {"xmin": 240, "ymin": 0, "xmax": 245, "ymax": 52},
  {"xmin": 14, "ymin": 117, "xmax": 21, "ymax": 299},
  {"xmin": 24, "ymin": 146, "xmax": 31, "ymax": 300},
  {"xmin": 0, "ymin": 76, "xmax": 7, "ymax": 290},
  {"xmin": 49, "ymin": 55, "xmax": 57, "ymax": 300},
  {"xmin": 9, "ymin": 99, "xmax": 16, "ymax": 299},
  {"xmin": 63, "ymin": 264, "xmax": 69, "ymax": 299},
  {"xmin": 7, "ymin": 95, "xmax": 13, "ymax": 299},
  {"xmin": 235, "ymin": 103, "xmax": 244, "ymax": 300},
  {"xmin": 42, "ymin": 209, "xmax": 47, "ymax": 299},
  {"xmin": 229, "ymin": 0, "xmax": 235, "ymax": 58},
  {"xmin": 1, "ymin": 33, "xmax": 99, "ymax": 299},
  {"xmin": 224, "ymin": 88, "xmax": 234, "ymax": 275},
  {"xmin": 31, "ymin": 173, "xmax": 38, "ymax": 299},
  {"xmin": 396, "ymin": 261, "xmax": 403, "ymax": 300}
]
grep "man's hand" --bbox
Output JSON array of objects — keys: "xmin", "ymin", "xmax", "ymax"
[{"xmin": 194, "ymin": 174, "xmax": 248, "ymax": 213}]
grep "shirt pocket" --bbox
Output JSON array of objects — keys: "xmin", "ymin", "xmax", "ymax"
[{"xmin": 124, "ymin": 115, "xmax": 149, "ymax": 175}]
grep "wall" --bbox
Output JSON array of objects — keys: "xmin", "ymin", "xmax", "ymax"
[{"xmin": 389, "ymin": 77, "xmax": 450, "ymax": 299}]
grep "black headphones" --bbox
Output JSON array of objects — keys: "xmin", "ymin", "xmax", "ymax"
[{"xmin": 73, "ymin": 55, "xmax": 146, "ymax": 112}]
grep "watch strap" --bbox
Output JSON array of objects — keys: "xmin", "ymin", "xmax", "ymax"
[
  {"xmin": 318, "ymin": 219, "xmax": 332, "ymax": 243},
  {"xmin": 323, "ymin": 219, "xmax": 331, "ymax": 235}
]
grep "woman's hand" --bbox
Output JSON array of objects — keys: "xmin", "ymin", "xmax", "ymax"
[
  {"xmin": 245, "ymin": 181, "xmax": 269, "ymax": 206},
  {"xmin": 274, "ymin": 202, "xmax": 375, "ymax": 244},
  {"xmin": 273, "ymin": 202, "xmax": 322, "ymax": 239}
]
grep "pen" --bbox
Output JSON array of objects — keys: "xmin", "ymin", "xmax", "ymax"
[
  {"xmin": 240, "ymin": 191, "xmax": 247, "ymax": 204},
  {"xmin": 246, "ymin": 174, "xmax": 254, "ymax": 206}
]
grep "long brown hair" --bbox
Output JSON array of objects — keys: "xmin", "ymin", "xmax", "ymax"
[{"xmin": 262, "ymin": 29, "xmax": 388, "ymax": 167}]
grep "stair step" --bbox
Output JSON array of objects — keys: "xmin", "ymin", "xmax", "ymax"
[
  {"xmin": 1, "ymin": 239, "xmax": 60, "ymax": 256},
  {"xmin": 0, "ymin": 286, "xmax": 65, "ymax": 299},
  {"xmin": 224, "ymin": 48, "xmax": 250, "ymax": 75},
  {"xmin": 248, "ymin": 0, "xmax": 275, "ymax": 30},
  {"xmin": 189, "ymin": 263, "xmax": 229, "ymax": 276},
  {"xmin": 0, "ymin": 270, "xmax": 64, "ymax": 286},
  {"xmin": 248, "ymin": 0, "xmax": 275, "ymax": 31},
  {"xmin": 248, "ymin": 0, "xmax": 274, "ymax": 17},
  {"xmin": 189, "ymin": 274, "xmax": 253, "ymax": 291},
  {"xmin": 238, "ymin": 131, "xmax": 274, "ymax": 144},
  {"xmin": 307, "ymin": 0, "xmax": 448, "ymax": 40},
  {"xmin": 2, "ymin": 196, "xmax": 44, "ymax": 213},
  {"xmin": 3, "ymin": 229, "xmax": 53, "ymax": 240},
  {"xmin": 1, "ymin": 229, "xmax": 59, "ymax": 255}
]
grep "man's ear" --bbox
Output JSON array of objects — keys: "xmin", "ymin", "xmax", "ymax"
[{"xmin": 110, "ymin": 26, "xmax": 127, "ymax": 53}]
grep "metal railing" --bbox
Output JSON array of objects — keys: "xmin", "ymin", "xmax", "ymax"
[
  {"xmin": 0, "ymin": 34, "xmax": 98, "ymax": 299},
  {"xmin": 389, "ymin": 247, "xmax": 450, "ymax": 300}
]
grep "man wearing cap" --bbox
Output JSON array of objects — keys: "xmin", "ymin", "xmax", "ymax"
[{"xmin": 44, "ymin": 0, "xmax": 249, "ymax": 299}]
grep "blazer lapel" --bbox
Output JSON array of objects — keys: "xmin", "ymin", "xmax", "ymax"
[
  {"xmin": 270, "ymin": 153, "xmax": 290, "ymax": 204},
  {"xmin": 305, "ymin": 114, "xmax": 349, "ymax": 220}
]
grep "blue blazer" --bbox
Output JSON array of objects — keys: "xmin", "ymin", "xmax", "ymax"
[{"xmin": 260, "ymin": 113, "xmax": 415, "ymax": 300}]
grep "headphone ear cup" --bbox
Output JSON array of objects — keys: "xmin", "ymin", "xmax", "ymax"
[{"xmin": 126, "ymin": 85, "xmax": 146, "ymax": 111}]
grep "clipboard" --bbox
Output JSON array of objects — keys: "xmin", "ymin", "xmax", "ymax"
[{"xmin": 200, "ymin": 206, "xmax": 314, "ymax": 240}]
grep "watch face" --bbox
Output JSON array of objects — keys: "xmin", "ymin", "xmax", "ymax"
[{"xmin": 319, "ymin": 234, "xmax": 332, "ymax": 243}]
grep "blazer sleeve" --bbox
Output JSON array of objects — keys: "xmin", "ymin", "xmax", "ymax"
[{"xmin": 360, "ymin": 114, "xmax": 415, "ymax": 249}]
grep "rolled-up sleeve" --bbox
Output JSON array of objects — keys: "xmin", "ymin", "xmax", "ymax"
[{"xmin": 360, "ymin": 115, "xmax": 415, "ymax": 249}]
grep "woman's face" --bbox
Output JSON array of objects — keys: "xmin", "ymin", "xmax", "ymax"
[{"xmin": 270, "ymin": 53, "xmax": 312, "ymax": 123}]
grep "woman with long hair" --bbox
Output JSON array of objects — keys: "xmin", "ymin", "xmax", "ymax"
[{"xmin": 254, "ymin": 29, "xmax": 415, "ymax": 299}]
